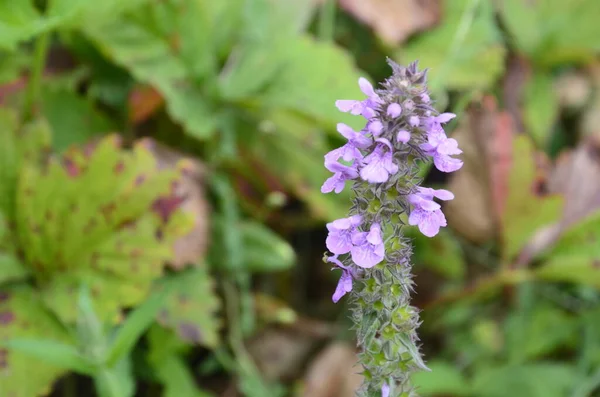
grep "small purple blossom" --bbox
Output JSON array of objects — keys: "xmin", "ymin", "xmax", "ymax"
[
  {"xmin": 396, "ymin": 129, "xmax": 411, "ymax": 144},
  {"xmin": 409, "ymin": 115, "xmax": 420, "ymax": 127},
  {"xmin": 420, "ymin": 126, "xmax": 463, "ymax": 173},
  {"xmin": 381, "ymin": 383, "xmax": 390, "ymax": 397},
  {"xmin": 408, "ymin": 187, "xmax": 454, "ymax": 237},
  {"xmin": 337, "ymin": 123, "xmax": 372, "ymax": 149},
  {"xmin": 328, "ymin": 256, "xmax": 354, "ymax": 303},
  {"xmin": 351, "ymin": 222, "xmax": 385, "ymax": 268},
  {"xmin": 336, "ymin": 78, "xmax": 381, "ymax": 119},
  {"xmin": 360, "ymin": 138, "xmax": 398, "ymax": 183},
  {"xmin": 387, "ymin": 103, "xmax": 402, "ymax": 118},
  {"xmin": 321, "ymin": 161, "xmax": 358, "ymax": 194},
  {"xmin": 368, "ymin": 120, "xmax": 384, "ymax": 136},
  {"xmin": 325, "ymin": 143, "xmax": 363, "ymax": 164},
  {"xmin": 325, "ymin": 215, "xmax": 362, "ymax": 254}
]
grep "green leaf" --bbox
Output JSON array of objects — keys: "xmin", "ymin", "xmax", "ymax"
[
  {"xmin": 536, "ymin": 210, "xmax": 600, "ymax": 287},
  {"xmin": 147, "ymin": 326, "xmax": 215, "ymax": 397},
  {"xmin": 41, "ymin": 87, "xmax": 115, "ymax": 152},
  {"xmin": 500, "ymin": 0, "xmax": 600, "ymax": 66},
  {"xmin": 523, "ymin": 72, "xmax": 558, "ymax": 147},
  {"xmin": 0, "ymin": 286, "xmax": 72, "ymax": 396},
  {"xmin": 256, "ymin": 35, "xmax": 366, "ymax": 131},
  {"xmin": 240, "ymin": 222, "xmax": 295, "ymax": 273},
  {"xmin": 500, "ymin": 135, "xmax": 563, "ymax": 261},
  {"xmin": 14, "ymin": 136, "xmax": 193, "ymax": 323},
  {"xmin": 0, "ymin": 253, "xmax": 29, "ymax": 284},
  {"xmin": 412, "ymin": 361, "xmax": 470, "ymax": 396},
  {"xmin": 83, "ymin": 0, "xmax": 219, "ymax": 140},
  {"xmin": 471, "ymin": 363, "xmax": 577, "ymax": 397},
  {"xmin": 504, "ymin": 305, "xmax": 577, "ymax": 363},
  {"xmin": 106, "ymin": 286, "xmax": 171, "ymax": 366},
  {"xmin": 244, "ymin": 109, "xmax": 350, "ymax": 221},
  {"xmin": 411, "ymin": 228, "xmax": 465, "ymax": 280},
  {"xmin": 399, "ymin": 0, "xmax": 505, "ymax": 91},
  {"xmin": 2, "ymin": 339, "xmax": 95, "ymax": 376},
  {"xmin": 157, "ymin": 266, "xmax": 220, "ymax": 348},
  {"xmin": 218, "ymin": 0, "xmax": 315, "ymax": 100}
]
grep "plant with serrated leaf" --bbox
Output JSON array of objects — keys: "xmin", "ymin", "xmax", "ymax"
[{"xmin": 0, "ymin": 110, "xmax": 198, "ymax": 396}]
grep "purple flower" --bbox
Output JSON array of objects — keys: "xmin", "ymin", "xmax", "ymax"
[
  {"xmin": 367, "ymin": 120, "xmax": 384, "ymax": 136},
  {"xmin": 421, "ymin": 93, "xmax": 431, "ymax": 103},
  {"xmin": 396, "ymin": 129, "xmax": 411, "ymax": 144},
  {"xmin": 351, "ymin": 223, "xmax": 385, "ymax": 268},
  {"xmin": 420, "ymin": 128, "xmax": 463, "ymax": 173},
  {"xmin": 321, "ymin": 162, "xmax": 358, "ymax": 194},
  {"xmin": 409, "ymin": 115, "xmax": 420, "ymax": 127},
  {"xmin": 326, "ymin": 215, "xmax": 362, "ymax": 254},
  {"xmin": 360, "ymin": 138, "xmax": 398, "ymax": 183},
  {"xmin": 381, "ymin": 383, "xmax": 390, "ymax": 397},
  {"xmin": 336, "ymin": 78, "xmax": 381, "ymax": 119},
  {"xmin": 328, "ymin": 256, "xmax": 354, "ymax": 303},
  {"xmin": 408, "ymin": 187, "xmax": 454, "ymax": 237},
  {"xmin": 387, "ymin": 103, "xmax": 401, "ymax": 118},
  {"xmin": 337, "ymin": 123, "xmax": 372, "ymax": 149},
  {"xmin": 325, "ymin": 144, "xmax": 363, "ymax": 164}
]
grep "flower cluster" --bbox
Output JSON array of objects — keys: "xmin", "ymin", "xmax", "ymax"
[{"xmin": 321, "ymin": 61, "xmax": 462, "ymax": 396}]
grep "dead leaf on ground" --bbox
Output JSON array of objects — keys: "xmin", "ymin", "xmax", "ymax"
[
  {"xmin": 445, "ymin": 96, "xmax": 515, "ymax": 244},
  {"xmin": 298, "ymin": 342, "xmax": 362, "ymax": 397},
  {"xmin": 514, "ymin": 139, "xmax": 600, "ymax": 265},
  {"xmin": 337, "ymin": 0, "xmax": 442, "ymax": 45},
  {"xmin": 150, "ymin": 141, "xmax": 210, "ymax": 269},
  {"xmin": 128, "ymin": 84, "xmax": 164, "ymax": 124},
  {"xmin": 247, "ymin": 326, "xmax": 324, "ymax": 382},
  {"xmin": 549, "ymin": 138, "xmax": 600, "ymax": 225}
]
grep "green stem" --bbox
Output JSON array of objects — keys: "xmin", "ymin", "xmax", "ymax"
[
  {"xmin": 24, "ymin": 31, "xmax": 51, "ymax": 120},
  {"xmin": 94, "ymin": 369, "xmax": 124, "ymax": 397},
  {"xmin": 318, "ymin": 0, "xmax": 336, "ymax": 42}
]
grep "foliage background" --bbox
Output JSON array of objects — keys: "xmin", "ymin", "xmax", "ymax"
[{"xmin": 1, "ymin": 0, "xmax": 600, "ymax": 396}]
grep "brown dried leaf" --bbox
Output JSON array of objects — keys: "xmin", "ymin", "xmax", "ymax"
[
  {"xmin": 299, "ymin": 342, "xmax": 362, "ymax": 397},
  {"xmin": 445, "ymin": 96, "xmax": 515, "ymax": 244},
  {"xmin": 338, "ymin": 0, "xmax": 441, "ymax": 45},
  {"xmin": 128, "ymin": 85, "xmax": 164, "ymax": 124},
  {"xmin": 247, "ymin": 327, "xmax": 319, "ymax": 382},
  {"xmin": 149, "ymin": 142, "xmax": 210, "ymax": 269},
  {"xmin": 548, "ymin": 139, "xmax": 600, "ymax": 226}
]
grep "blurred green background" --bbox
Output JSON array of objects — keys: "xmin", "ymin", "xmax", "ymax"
[{"xmin": 0, "ymin": 0, "xmax": 600, "ymax": 396}]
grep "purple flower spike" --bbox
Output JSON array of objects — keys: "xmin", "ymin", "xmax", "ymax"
[
  {"xmin": 328, "ymin": 256, "xmax": 354, "ymax": 303},
  {"xmin": 351, "ymin": 223, "xmax": 385, "ymax": 268},
  {"xmin": 408, "ymin": 187, "xmax": 454, "ymax": 237},
  {"xmin": 387, "ymin": 103, "xmax": 402, "ymax": 118},
  {"xmin": 337, "ymin": 123, "xmax": 372, "ymax": 149},
  {"xmin": 382, "ymin": 383, "xmax": 390, "ymax": 397},
  {"xmin": 360, "ymin": 139, "xmax": 398, "ymax": 183},
  {"xmin": 396, "ymin": 129, "xmax": 411, "ymax": 144},
  {"xmin": 326, "ymin": 215, "xmax": 362, "ymax": 254},
  {"xmin": 321, "ymin": 162, "xmax": 358, "ymax": 194}
]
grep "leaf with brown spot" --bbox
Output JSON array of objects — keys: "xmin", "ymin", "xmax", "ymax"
[
  {"xmin": 0, "ymin": 286, "xmax": 71, "ymax": 397},
  {"xmin": 157, "ymin": 265, "xmax": 220, "ymax": 348},
  {"xmin": 12, "ymin": 135, "xmax": 194, "ymax": 323}
]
